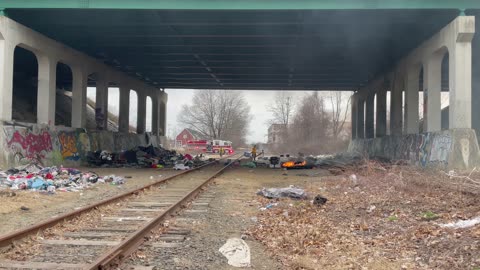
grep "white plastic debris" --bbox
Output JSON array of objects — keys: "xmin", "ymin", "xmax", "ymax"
[
  {"xmin": 219, "ymin": 238, "xmax": 251, "ymax": 268},
  {"xmin": 349, "ymin": 174, "xmax": 358, "ymax": 186},
  {"xmin": 439, "ymin": 216, "xmax": 480, "ymax": 229},
  {"xmin": 174, "ymin": 163, "xmax": 190, "ymax": 170}
]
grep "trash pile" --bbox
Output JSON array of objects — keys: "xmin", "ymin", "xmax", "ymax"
[
  {"xmin": 87, "ymin": 145, "xmax": 207, "ymax": 169},
  {"xmin": 0, "ymin": 163, "xmax": 125, "ymax": 193}
]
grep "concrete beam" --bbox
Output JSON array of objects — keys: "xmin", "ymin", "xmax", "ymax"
[
  {"xmin": 360, "ymin": 16, "xmax": 475, "ymax": 135},
  {"xmin": 137, "ymin": 92, "xmax": 146, "ymax": 134},
  {"xmin": 376, "ymin": 88, "xmax": 387, "ymax": 137},
  {"xmin": 0, "ymin": 37, "xmax": 14, "ymax": 122},
  {"xmin": 118, "ymin": 86, "xmax": 130, "ymax": 132},
  {"xmin": 365, "ymin": 93, "xmax": 375, "ymax": 138},
  {"xmin": 390, "ymin": 72, "xmax": 403, "ymax": 136},
  {"xmin": 351, "ymin": 93, "xmax": 358, "ymax": 139},
  {"xmin": 424, "ymin": 55, "xmax": 442, "ymax": 132},
  {"xmin": 71, "ymin": 66, "xmax": 87, "ymax": 128},
  {"xmin": 0, "ymin": 16, "xmax": 165, "ymax": 129},
  {"xmin": 152, "ymin": 92, "xmax": 159, "ymax": 136},
  {"xmin": 36, "ymin": 55, "xmax": 57, "ymax": 125},
  {"xmin": 450, "ymin": 38, "xmax": 473, "ymax": 128},
  {"xmin": 405, "ymin": 66, "xmax": 420, "ymax": 134},
  {"xmin": 95, "ymin": 74, "xmax": 109, "ymax": 130},
  {"xmin": 159, "ymin": 91, "xmax": 168, "ymax": 137},
  {"xmin": 357, "ymin": 97, "xmax": 365, "ymax": 139}
]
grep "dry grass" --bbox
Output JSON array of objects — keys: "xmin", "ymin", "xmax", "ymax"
[{"xmin": 248, "ymin": 161, "xmax": 480, "ymax": 269}]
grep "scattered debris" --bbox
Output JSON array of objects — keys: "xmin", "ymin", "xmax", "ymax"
[
  {"xmin": 439, "ymin": 216, "xmax": 480, "ymax": 229},
  {"xmin": 20, "ymin": 206, "xmax": 29, "ymax": 211},
  {"xmin": 269, "ymin": 156, "xmax": 280, "ymax": 168},
  {"xmin": 257, "ymin": 186, "xmax": 307, "ymax": 199},
  {"xmin": 242, "ymin": 162, "xmax": 257, "ymax": 168},
  {"xmin": 313, "ymin": 195, "xmax": 328, "ymax": 206},
  {"xmin": 0, "ymin": 164, "xmax": 126, "ymax": 193},
  {"xmin": 219, "ymin": 238, "xmax": 251, "ymax": 268},
  {"xmin": 349, "ymin": 174, "xmax": 358, "ymax": 186},
  {"xmin": 174, "ymin": 163, "xmax": 190, "ymax": 170},
  {"xmin": 260, "ymin": 202, "xmax": 279, "ymax": 211},
  {"xmin": 86, "ymin": 145, "xmax": 206, "ymax": 169}
]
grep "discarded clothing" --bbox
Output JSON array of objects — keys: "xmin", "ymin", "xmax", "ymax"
[
  {"xmin": 313, "ymin": 195, "xmax": 328, "ymax": 206},
  {"xmin": 0, "ymin": 164, "xmax": 126, "ymax": 193},
  {"xmin": 257, "ymin": 186, "xmax": 307, "ymax": 199},
  {"xmin": 242, "ymin": 162, "xmax": 256, "ymax": 168},
  {"xmin": 219, "ymin": 238, "xmax": 251, "ymax": 268}
]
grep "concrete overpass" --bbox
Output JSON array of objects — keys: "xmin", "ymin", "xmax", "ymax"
[{"xmin": 1, "ymin": 1, "xmax": 480, "ymax": 168}]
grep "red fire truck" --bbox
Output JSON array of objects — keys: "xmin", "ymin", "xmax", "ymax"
[{"xmin": 185, "ymin": 139, "xmax": 234, "ymax": 155}]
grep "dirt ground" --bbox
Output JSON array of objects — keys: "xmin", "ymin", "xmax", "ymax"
[
  {"xmin": 0, "ymin": 167, "xmax": 177, "ymax": 234},
  {"xmin": 1, "ymin": 162, "xmax": 480, "ymax": 269}
]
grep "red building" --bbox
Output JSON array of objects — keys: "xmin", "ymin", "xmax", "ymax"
[{"xmin": 175, "ymin": 128, "xmax": 204, "ymax": 146}]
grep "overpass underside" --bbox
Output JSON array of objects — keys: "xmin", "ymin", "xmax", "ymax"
[{"xmin": 1, "ymin": 3, "xmax": 480, "ymax": 168}]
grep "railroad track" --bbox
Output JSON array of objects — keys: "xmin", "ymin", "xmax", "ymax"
[{"xmin": 0, "ymin": 155, "xmax": 241, "ymax": 269}]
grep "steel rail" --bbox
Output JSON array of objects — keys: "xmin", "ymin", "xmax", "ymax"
[
  {"xmin": 0, "ymin": 158, "xmax": 224, "ymax": 248},
  {"xmin": 88, "ymin": 155, "xmax": 242, "ymax": 269}
]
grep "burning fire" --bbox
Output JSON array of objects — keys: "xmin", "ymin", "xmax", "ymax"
[{"xmin": 281, "ymin": 160, "xmax": 307, "ymax": 168}]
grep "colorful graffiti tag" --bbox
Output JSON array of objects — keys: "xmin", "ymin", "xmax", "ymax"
[
  {"xmin": 6, "ymin": 128, "xmax": 53, "ymax": 161},
  {"xmin": 58, "ymin": 131, "xmax": 80, "ymax": 161}
]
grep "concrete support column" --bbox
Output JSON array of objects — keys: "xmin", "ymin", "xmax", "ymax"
[
  {"xmin": 357, "ymin": 97, "xmax": 365, "ymax": 139},
  {"xmin": 118, "ymin": 86, "xmax": 130, "ymax": 132},
  {"xmin": 36, "ymin": 55, "xmax": 57, "ymax": 125},
  {"xmin": 424, "ymin": 56, "xmax": 442, "ymax": 132},
  {"xmin": 152, "ymin": 92, "xmax": 159, "ymax": 136},
  {"xmin": 376, "ymin": 89, "xmax": 387, "ymax": 137},
  {"xmin": 351, "ymin": 93, "xmax": 358, "ymax": 139},
  {"xmin": 71, "ymin": 67, "xmax": 87, "ymax": 128},
  {"xmin": 95, "ymin": 75, "xmax": 109, "ymax": 130},
  {"xmin": 159, "ymin": 91, "xmax": 168, "ymax": 137},
  {"xmin": 449, "ymin": 39, "xmax": 473, "ymax": 128},
  {"xmin": 390, "ymin": 76, "xmax": 403, "ymax": 136},
  {"xmin": 365, "ymin": 93, "xmax": 375, "ymax": 138},
  {"xmin": 137, "ymin": 92, "xmax": 147, "ymax": 134},
  {"xmin": 0, "ymin": 38, "xmax": 14, "ymax": 122},
  {"xmin": 405, "ymin": 67, "xmax": 420, "ymax": 134}
]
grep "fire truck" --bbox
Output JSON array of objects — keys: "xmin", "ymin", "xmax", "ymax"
[{"xmin": 185, "ymin": 139, "xmax": 234, "ymax": 155}]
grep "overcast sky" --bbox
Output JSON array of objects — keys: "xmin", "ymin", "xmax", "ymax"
[
  {"xmin": 165, "ymin": 89, "xmax": 354, "ymax": 143},
  {"xmin": 166, "ymin": 89, "xmax": 280, "ymax": 143}
]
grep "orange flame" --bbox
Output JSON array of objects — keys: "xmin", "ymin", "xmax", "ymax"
[{"xmin": 281, "ymin": 160, "xmax": 307, "ymax": 168}]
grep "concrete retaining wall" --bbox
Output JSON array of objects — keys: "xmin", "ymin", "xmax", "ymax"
[
  {"xmin": 0, "ymin": 122, "xmax": 161, "ymax": 168},
  {"xmin": 348, "ymin": 128, "xmax": 480, "ymax": 170}
]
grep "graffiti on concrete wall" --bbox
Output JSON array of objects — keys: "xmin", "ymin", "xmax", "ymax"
[
  {"xmin": 429, "ymin": 134, "xmax": 452, "ymax": 164},
  {"xmin": 58, "ymin": 131, "xmax": 79, "ymax": 161},
  {"xmin": 5, "ymin": 128, "xmax": 53, "ymax": 162}
]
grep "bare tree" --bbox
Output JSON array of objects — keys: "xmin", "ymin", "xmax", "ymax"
[
  {"xmin": 268, "ymin": 92, "xmax": 294, "ymax": 126},
  {"xmin": 178, "ymin": 90, "xmax": 250, "ymax": 146},
  {"xmin": 328, "ymin": 91, "xmax": 351, "ymax": 140}
]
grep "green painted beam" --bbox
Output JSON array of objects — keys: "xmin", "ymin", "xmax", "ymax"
[{"xmin": 1, "ymin": 0, "xmax": 480, "ymax": 10}]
